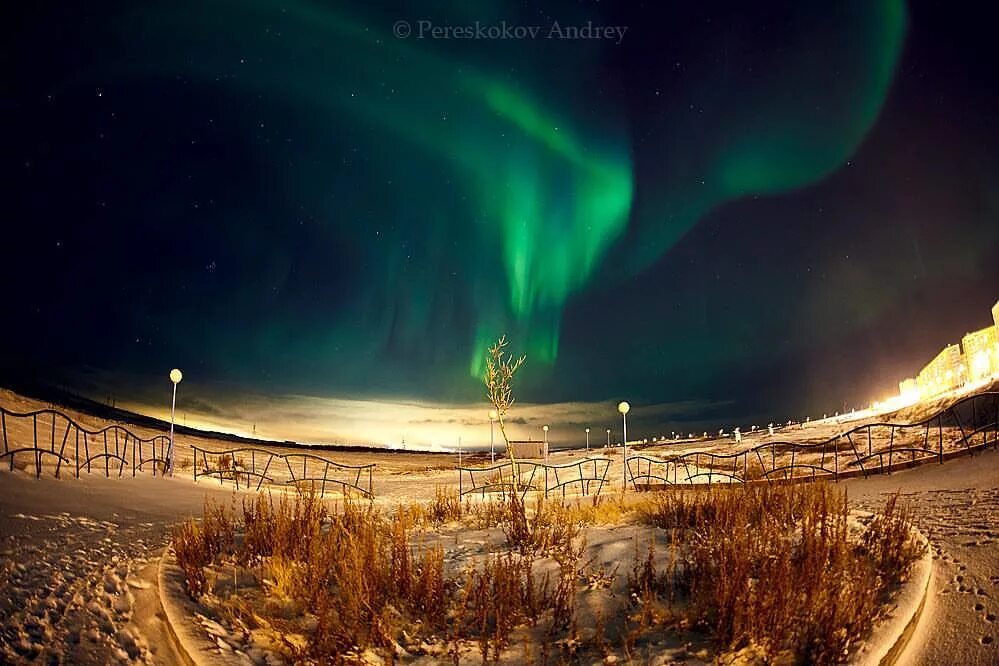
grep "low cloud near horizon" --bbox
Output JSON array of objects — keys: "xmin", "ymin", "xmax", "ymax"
[{"xmin": 112, "ymin": 382, "xmax": 732, "ymax": 452}]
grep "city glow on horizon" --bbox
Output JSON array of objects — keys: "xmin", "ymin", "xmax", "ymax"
[
  {"xmin": 868, "ymin": 299, "xmax": 999, "ymax": 415},
  {"xmin": 116, "ymin": 392, "xmax": 724, "ymax": 453}
]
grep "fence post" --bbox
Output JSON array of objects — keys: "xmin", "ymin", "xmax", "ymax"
[
  {"xmin": 938, "ymin": 416, "xmax": 943, "ymax": 463},
  {"xmin": 33, "ymin": 413, "xmax": 40, "ymax": 478},
  {"xmin": 888, "ymin": 426, "xmax": 894, "ymax": 471}
]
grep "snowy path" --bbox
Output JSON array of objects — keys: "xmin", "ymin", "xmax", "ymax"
[
  {"xmin": 845, "ymin": 446, "xmax": 999, "ymax": 666},
  {"xmin": 0, "ymin": 471, "xmax": 243, "ymax": 664}
]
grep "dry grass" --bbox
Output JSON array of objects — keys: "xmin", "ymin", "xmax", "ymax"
[
  {"xmin": 172, "ymin": 484, "xmax": 920, "ymax": 664},
  {"xmin": 561, "ymin": 493, "xmax": 634, "ymax": 526},
  {"xmin": 427, "ymin": 485, "xmax": 464, "ymax": 525},
  {"xmin": 172, "ymin": 520, "xmax": 210, "ymax": 597},
  {"xmin": 634, "ymin": 483, "xmax": 922, "ymax": 664},
  {"xmin": 173, "ymin": 490, "xmax": 582, "ymax": 662},
  {"xmin": 172, "ymin": 498, "xmax": 235, "ymax": 596}
]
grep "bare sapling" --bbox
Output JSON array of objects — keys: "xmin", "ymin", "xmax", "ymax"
[{"xmin": 485, "ymin": 335, "xmax": 526, "ymax": 494}]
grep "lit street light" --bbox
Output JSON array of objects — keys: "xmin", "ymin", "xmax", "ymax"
[
  {"xmin": 542, "ymin": 425, "xmax": 549, "ymax": 461},
  {"xmin": 585, "ymin": 427, "xmax": 590, "ymax": 453},
  {"xmin": 168, "ymin": 368, "xmax": 183, "ymax": 476},
  {"xmin": 488, "ymin": 409, "xmax": 498, "ymax": 463},
  {"xmin": 606, "ymin": 428, "xmax": 611, "ymax": 448},
  {"xmin": 618, "ymin": 401, "xmax": 630, "ymax": 490}
]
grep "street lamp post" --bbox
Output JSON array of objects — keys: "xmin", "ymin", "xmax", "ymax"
[
  {"xmin": 618, "ymin": 401, "xmax": 630, "ymax": 490},
  {"xmin": 606, "ymin": 428, "xmax": 611, "ymax": 448},
  {"xmin": 488, "ymin": 409, "xmax": 498, "ymax": 463},
  {"xmin": 585, "ymin": 427, "xmax": 590, "ymax": 453},
  {"xmin": 168, "ymin": 368, "xmax": 183, "ymax": 476},
  {"xmin": 542, "ymin": 425, "xmax": 549, "ymax": 462}
]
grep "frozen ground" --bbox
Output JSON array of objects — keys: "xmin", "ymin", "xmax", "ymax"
[
  {"xmin": 0, "ymin": 383, "xmax": 997, "ymax": 663},
  {"xmin": 845, "ymin": 446, "xmax": 999, "ymax": 665},
  {"xmin": 0, "ymin": 470, "xmax": 248, "ymax": 664},
  {"xmin": 2, "ymin": 448, "xmax": 996, "ymax": 664}
]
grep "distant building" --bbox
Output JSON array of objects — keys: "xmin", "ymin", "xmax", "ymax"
[
  {"xmin": 506, "ymin": 440, "xmax": 547, "ymax": 460},
  {"xmin": 916, "ymin": 344, "xmax": 963, "ymax": 398},
  {"xmin": 962, "ymin": 325, "xmax": 999, "ymax": 382},
  {"xmin": 896, "ymin": 298, "xmax": 998, "ymax": 402}
]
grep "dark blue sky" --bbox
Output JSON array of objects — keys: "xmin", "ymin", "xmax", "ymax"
[{"xmin": 5, "ymin": 1, "xmax": 998, "ymax": 428}]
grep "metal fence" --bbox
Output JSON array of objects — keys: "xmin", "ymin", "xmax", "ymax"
[
  {"xmin": 0, "ymin": 406, "xmax": 376, "ymax": 497},
  {"xmin": 5, "ymin": 391, "xmax": 996, "ymax": 498},
  {"xmin": 459, "ymin": 456, "xmax": 611, "ymax": 499},
  {"xmin": 627, "ymin": 391, "xmax": 999, "ymax": 489},
  {"xmin": 0, "ymin": 407, "xmax": 171, "ymax": 478},
  {"xmin": 192, "ymin": 445, "xmax": 375, "ymax": 497}
]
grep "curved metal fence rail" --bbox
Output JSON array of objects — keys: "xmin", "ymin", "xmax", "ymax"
[
  {"xmin": 459, "ymin": 456, "xmax": 611, "ymax": 499},
  {"xmin": 0, "ymin": 406, "xmax": 171, "ymax": 479},
  {"xmin": 628, "ymin": 391, "xmax": 999, "ymax": 489},
  {"xmin": 192, "ymin": 445, "xmax": 375, "ymax": 498}
]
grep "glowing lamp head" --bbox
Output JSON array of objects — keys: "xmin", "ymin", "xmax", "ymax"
[
  {"xmin": 617, "ymin": 401, "xmax": 630, "ymax": 415},
  {"xmin": 585, "ymin": 427, "xmax": 590, "ymax": 433},
  {"xmin": 169, "ymin": 368, "xmax": 183, "ymax": 384},
  {"xmin": 488, "ymin": 409, "xmax": 498, "ymax": 421},
  {"xmin": 542, "ymin": 425, "xmax": 549, "ymax": 432}
]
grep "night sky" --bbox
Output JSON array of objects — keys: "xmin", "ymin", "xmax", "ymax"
[{"xmin": 5, "ymin": 1, "xmax": 999, "ymax": 443}]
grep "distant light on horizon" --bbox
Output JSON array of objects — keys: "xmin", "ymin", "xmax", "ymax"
[{"xmin": 114, "ymin": 392, "xmax": 722, "ymax": 454}]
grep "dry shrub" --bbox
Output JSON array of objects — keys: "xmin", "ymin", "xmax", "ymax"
[
  {"xmin": 171, "ymin": 482, "xmax": 919, "ymax": 664},
  {"xmin": 172, "ymin": 499, "xmax": 236, "ymax": 597},
  {"xmin": 636, "ymin": 483, "xmax": 922, "ymax": 664},
  {"xmin": 502, "ymin": 494, "xmax": 583, "ymax": 561},
  {"xmin": 627, "ymin": 541, "xmax": 672, "ymax": 606},
  {"xmin": 242, "ymin": 497, "xmax": 449, "ymax": 658},
  {"xmin": 201, "ymin": 499, "xmax": 235, "ymax": 556},
  {"xmin": 861, "ymin": 491, "xmax": 920, "ymax": 585},
  {"xmin": 305, "ymin": 504, "xmax": 394, "ymax": 651},
  {"xmin": 240, "ymin": 493, "xmax": 276, "ymax": 564},
  {"xmin": 428, "ymin": 485, "xmax": 463, "ymax": 525},
  {"xmin": 565, "ymin": 493, "xmax": 633, "ymax": 525},
  {"xmin": 411, "ymin": 544, "xmax": 448, "ymax": 629},
  {"xmin": 263, "ymin": 555, "xmax": 300, "ymax": 600},
  {"xmin": 172, "ymin": 519, "xmax": 209, "ymax": 597},
  {"xmin": 241, "ymin": 490, "xmax": 327, "ymax": 564},
  {"xmin": 502, "ymin": 493, "xmax": 532, "ymax": 552},
  {"xmin": 460, "ymin": 552, "xmax": 540, "ymax": 660},
  {"xmin": 465, "ymin": 495, "xmax": 512, "ymax": 529},
  {"xmin": 458, "ymin": 549, "xmax": 579, "ymax": 662},
  {"xmin": 172, "ymin": 489, "xmax": 588, "ymax": 661}
]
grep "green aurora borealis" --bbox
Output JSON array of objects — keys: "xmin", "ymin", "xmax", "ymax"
[
  {"xmin": 119, "ymin": 0, "xmax": 904, "ymax": 382},
  {"xmin": 10, "ymin": 0, "xmax": 999, "ymax": 428},
  {"xmin": 124, "ymin": 0, "xmax": 637, "ymax": 377}
]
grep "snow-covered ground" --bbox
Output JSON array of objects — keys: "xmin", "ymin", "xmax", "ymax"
[
  {"xmin": 845, "ymin": 446, "xmax": 999, "ymax": 665},
  {"xmin": 1, "ymin": 384, "xmax": 997, "ymax": 663},
  {"xmin": 0, "ymin": 470, "xmax": 248, "ymax": 664}
]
